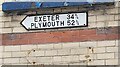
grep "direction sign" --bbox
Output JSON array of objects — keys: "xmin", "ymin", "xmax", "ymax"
[{"xmin": 21, "ymin": 12, "xmax": 88, "ymax": 30}]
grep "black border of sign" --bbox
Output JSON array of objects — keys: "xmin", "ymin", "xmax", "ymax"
[{"xmin": 20, "ymin": 11, "xmax": 88, "ymax": 31}]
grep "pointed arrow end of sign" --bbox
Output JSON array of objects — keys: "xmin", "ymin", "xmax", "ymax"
[{"xmin": 20, "ymin": 16, "xmax": 30, "ymax": 31}]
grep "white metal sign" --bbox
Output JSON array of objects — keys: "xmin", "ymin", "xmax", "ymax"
[{"xmin": 21, "ymin": 12, "xmax": 88, "ymax": 30}]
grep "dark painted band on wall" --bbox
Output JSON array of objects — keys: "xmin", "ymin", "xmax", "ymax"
[{"xmin": 1, "ymin": 26, "xmax": 120, "ymax": 46}]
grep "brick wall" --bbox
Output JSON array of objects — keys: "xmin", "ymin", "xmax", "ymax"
[
  {"xmin": 1, "ymin": 40, "xmax": 119, "ymax": 65},
  {"xmin": 0, "ymin": 0, "xmax": 120, "ymax": 66}
]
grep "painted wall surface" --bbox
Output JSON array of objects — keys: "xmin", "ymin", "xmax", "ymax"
[{"xmin": 0, "ymin": 0, "xmax": 120, "ymax": 66}]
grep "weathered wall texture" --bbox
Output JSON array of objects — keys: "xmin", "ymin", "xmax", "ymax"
[{"xmin": 0, "ymin": 0, "xmax": 120, "ymax": 66}]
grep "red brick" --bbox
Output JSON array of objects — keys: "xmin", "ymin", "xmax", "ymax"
[
  {"xmin": 0, "ymin": 36, "xmax": 1, "ymax": 40},
  {"xmin": 97, "ymin": 35, "xmax": 107, "ymax": 40},
  {"xmin": 51, "ymin": 31, "xmax": 62, "ymax": 38},
  {"xmin": 19, "ymin": 33, "xmax": 36, "ymax": 40},
  {"xmin": 61, "ymin": 36, "xmax": 73, "ymax": 42},
  {"xmin": 2, "ymin": 40, "xmax": 12, "ymax": 45},
  {"xmin": 79, "ymin": 29, "xmax": 96, "ymax": 36},
  {"xmin": 2, "ymin": 34, "xmax": 8, "ymax": 40},
  {"xmin": 12, "ymin": 39, "xmax": 28, "ymax": 45},
  {"xmin": 36, "ymin": 32, "xmax": 53, "ymax": 39},
  {"xmin": 44, "ymin": 37, "xmax": 61, "ymax": 43},
  {"xmin": 71, "ymin": 36, "xmax": 81, "ymax": 42},
  {"xmin": 106, "ymin": 34, "xmax": 119, "ymax": 40},
  {"xmin": 1, "ymin": 27, "xmax": 119, "ymax": 45},
  {"xmin": 28, "ymin": 39, "xmax": 46, "ymax": 44},
  {"xmin": 61, "ymin": 30, "xmax": 79, "ymax": 37}
]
